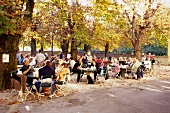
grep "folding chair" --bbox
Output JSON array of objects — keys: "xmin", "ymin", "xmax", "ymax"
[
  {"xmin": 38, "ymin": 75, "xmax": 53, "ymax": 99},
  {"xmin": 70, "ymin": 72, "xmax": 77, "ymax": 83},
  {"xmin": 10, "ymin": 71, "xmax": 38, "ymax": 102},
  {"xmin": 54, "ymin": 81, "xmax": 66, "ymax": 96},
  {"xmin": 64, "ymin": 72, "xmax": 71, "ymax": 83},
  {"xmin": 54, "ymin": 73, "xmax": 70, "ymax": 97},
  {"xmin": 18, "ymin": 76, "xmax": 40, "ymax": 102}
]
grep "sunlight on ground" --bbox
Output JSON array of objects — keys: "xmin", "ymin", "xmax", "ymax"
[
  {"xmin": 160, "ymin": 85, "xmax": 170, "ymax": 89},
  {"xmin": 159, "ymin": 80, "xmax": 170, "ymax": 84},
  {"xmin": 145, "ymin": 87, "xmax": 162, "ymax": 92}
]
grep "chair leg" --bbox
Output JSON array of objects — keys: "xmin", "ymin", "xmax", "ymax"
[
  {"xmin": 70, "ymin": 73, "xmax": 77, "ymax": 83},
  {"xmin": 17, "ymin": 89, "xmax": 25, "ymax": 102},
  {"xmin": 24, "ymin": 86, "xmax": 35, "ymax": 101}
]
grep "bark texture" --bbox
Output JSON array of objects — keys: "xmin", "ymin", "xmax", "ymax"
[
  {"xmin": 0, "ymin": 34, "xmax": 20, "ymax": 90},
  {"xmin": 84, "ymin": 44, "xmax": 91, "ymax": 54},
  {"xmin": 31, "ymin": 38, "xmax": 36, "ymax": 56},
  {"xmin": 105, "ymin": 42, "xmax": 109, "ymax": 58},
  {"xmin": 71, "ymin": 38, "xmax": 78, "ymax": 60},
  {"xmin": 61, "ymin": 39, "xmax": 69, "ymax": 57}
]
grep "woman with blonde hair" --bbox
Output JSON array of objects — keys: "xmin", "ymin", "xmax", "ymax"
[{"xmin": 56, "ymin": 63, "xmax": 70, "ymax": 82}]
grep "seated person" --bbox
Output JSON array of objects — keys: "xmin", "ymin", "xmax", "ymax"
[
  {"xmin": 64, "ymin": 57, "xmax": 70, "ymax": 65},
  {"xmin": 111, "ymin": 58, "xmax": 120, "ymax": 74},
  {"xmin": 38, "ymin": 60, "xmax": 56, "ymax": 96},
  {"xmin": 103, "ymin": 57, "xmax": 109, "ymax": 66},
  {"xmin": 69, "ymin": 57, "xmax": 76, "ymax": 72},
  {"xmin": 131, "ymin": 59, "xmax": 140, "ymax": 79},
  {"xmin": 56, "ymin": 63, "xmax": 70, "ymax": 82},
  {"xmin": 52, "ymin": 57, "xmax": 59, "ymax": 70},
  {"xmin": 21, "ymin": 58, "xmax": 35, "ymax": 77},
  {"xmin": 126, "ymin": 57, "xmax": 133, "ymax": 67},
  {"xmin": 55, "ymin": 59, "xmax": 64, "ymax": 73},
  {"xmin": 94, "ymin": 60, "xmax": 108, "ymax": 80},
  {"xmin": 82, "ymin": 56, "xmax": 88, "ymax": 68},
  {"xmin": 91, "ymin": 59, "xmax": 96, "ymax": 67},
  {"xmin": 90, "ymin": 59, "xmax": 97, "ymax": 81},
  {"xmin": 39, "ymin": 60, "xmax": 56, "ymax": 79},
  {"xmin": 151, "ymin": 58, "xmax": 155, "ymax": 66},
  {"xmin": 72, "ymin": 58, "xmax": 83, "ymax": 82},
  {"xmin": 20, "ymin": 58, "xmax": 35, "ymax": 92}
]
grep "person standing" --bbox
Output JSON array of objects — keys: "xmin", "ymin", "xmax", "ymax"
[
  {"xmin": 16, "ymin": 52, "xmax": 21, "ymax": 65},
  {"xmin": 59, "ymin": 52, "xmax": 64, "ymax": 59},
  {"xmin": 35, "ymin": 49, "xmax": 45, "ymax": 68},
  {"xmin": 20, "ymin": 53, "xmax": 24, "ymax": 65},
  {"xmin": 148, "ymin": 53, "xmax": 153, "ymax": 61}
]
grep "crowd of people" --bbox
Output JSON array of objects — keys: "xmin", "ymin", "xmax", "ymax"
[{"xmin": 16, "ymin": 50, "xmax": 155, "ymax": 97}]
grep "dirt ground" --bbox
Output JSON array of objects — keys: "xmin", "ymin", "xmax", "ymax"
[{"xmin": 0, "ymin": 65, "xmax": 169, "ymax": 108}]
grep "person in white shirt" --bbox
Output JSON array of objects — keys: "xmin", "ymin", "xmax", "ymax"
[
  {"xmin": 141, "ymin": 54, "xmax": 146, "ymax": 64},
  {"xmin": 35, "ymin": 49, "xmax": 45, "ymax": 68},
  {"xmin": 69, "ymin": 57, "xmax": 76, "ymax": 72}
]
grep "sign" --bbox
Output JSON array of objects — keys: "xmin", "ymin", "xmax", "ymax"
[{"xmin": 2, "ymin": 54, "xmax": 9, "ymax": 63}]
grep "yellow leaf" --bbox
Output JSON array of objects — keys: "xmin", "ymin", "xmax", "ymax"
[
  {"xmin": 19, "ymin": 1, "xmax": 23, "ymax": 5},
  {"xmin": 16, "ymin": 11, "xmax": 19, "ymax": 14}
]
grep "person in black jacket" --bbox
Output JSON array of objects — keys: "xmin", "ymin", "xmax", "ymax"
[
  {"xmin": 72, "ymin": 58, "xmax": 83, "ymax": 82},
  {"xmin": 38, "ymin": 60, "xmax": 56, "ymax": 96}
]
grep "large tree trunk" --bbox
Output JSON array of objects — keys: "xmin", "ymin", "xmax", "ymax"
[
  {"xmin": 61, "ymin": 39, "xmax": 69, "ymax": 57},
  {"xmin": 0, "ymin": 34, "xmax": 20, "ymax": 90},
  {"xmin": 71, "ymin": 38, "xmax": 77, "ymax": 61},
  {"xmin": 133, "ymin": 30, "xmax": 144, "ymax": 61},
  {"xmin": 31, "ymin": 38, "xmax": 36, "ymax": 56},
  {"xmin": 84, "ymin": 44, "xmax": 91, "ymax": 54},
  {"xmin": 25, "ymin": 0, "xmax": 35, "ymax": 56},
  {"xmin": 40, "ymin": 42, "xmax": 44, "ymax": 52},
  {"xmin": 133, "ymin": 37, "xmax": 142, "ymax": 61},
  {"xmin": 105, "ymin": 42, "xmax": 109, "ymax": 58}
]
